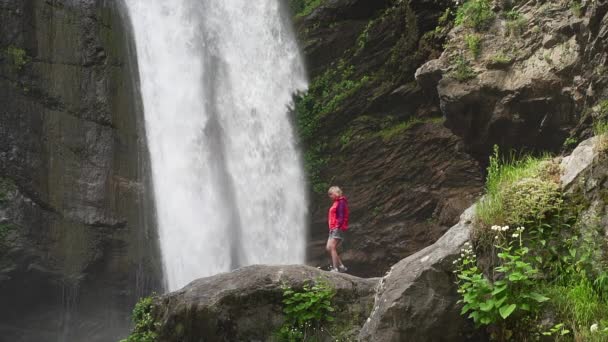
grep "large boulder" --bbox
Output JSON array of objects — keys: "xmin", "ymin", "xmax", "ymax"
[
  {"xmin": 358, "ymin": 206, "xmax": 482, "ymax": 341},
  {"xmin": 154, "ymin": 265, "xmax": 378, "ymax": 342}
]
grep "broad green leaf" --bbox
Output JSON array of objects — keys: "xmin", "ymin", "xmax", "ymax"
[{"xmin": 499, "ymin": 304, "xmax": 516, "ymax": 319}]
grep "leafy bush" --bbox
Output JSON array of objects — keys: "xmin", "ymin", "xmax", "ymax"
[
  {"xmin": 504, "ymin": 10, "xmax": 527, "ymax": 37},
  {"xmin": 277, "ymin": 279, "xmax": 336, "ymax": 341},
  {"xmin": 455, "ymin": 0, "xmax": 496, "ymax": 31},
  {"xmin": 474, "ymin": 146, "xmax": 559, "ymax": 244},
  {"xmin": 570, "ymin": 0, "xmax": 582, "ymax": 17},
  {"xmin": 455, "ymin": 227, "xmax": 549, "ymax": 340},
  {"xmin": 489, "ymin": 52, "xmax": 512, "ymax": 65},
  {"xmin": 450, "ymin": 55, "xmax": 477, "ymax": 82},
  {"xmin": 120, "ymin": 296, "xmax": 159, "ymax": 342},
  {"xmin": 465, "ymin": 34, "xmax": 482, "ymax": 59}
]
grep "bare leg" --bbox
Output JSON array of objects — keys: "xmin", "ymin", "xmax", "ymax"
[
  {"xmin": 335, "ymin": 239, "xmax": 343, "ymax": 267},
  {"xmin": 329, "ymin": 239, "xmax": 341, "ymax": 269}
]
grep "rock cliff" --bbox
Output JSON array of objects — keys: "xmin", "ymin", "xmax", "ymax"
[{"xmin": 0, "ymin": 1, "xmax": 161, "ymax": 340}]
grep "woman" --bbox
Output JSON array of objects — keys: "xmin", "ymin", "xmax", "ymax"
[{"xmin": 326, "ymin": 186, "xmax": 349, "ymax": 273}]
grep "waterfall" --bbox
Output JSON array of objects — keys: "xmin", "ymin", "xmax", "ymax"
[{"xmin": 124, "ymin": 0, "xmax": 308, "ymax": 291}]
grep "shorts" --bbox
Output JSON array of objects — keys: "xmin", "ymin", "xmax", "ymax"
[{"xmin": 328, "ymin": 229, "xmax": 344, "ymax": 240}]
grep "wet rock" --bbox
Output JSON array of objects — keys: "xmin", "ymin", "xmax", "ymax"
[
  {"xmin": 358, "ymin": 206, "xmax": 483, "ymax": 341},
  {"xmin": 154, "ymin": 265, "xmax": 378, "ymax": 342}
]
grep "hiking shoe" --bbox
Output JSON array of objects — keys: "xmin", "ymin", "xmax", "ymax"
[
  {"xmin": 329, "ymin": 267, "xmax": 339, "ymax": 273},
  {"xmin": 338, "ymin": 265, "xmax": 348, "ymax": 273}
]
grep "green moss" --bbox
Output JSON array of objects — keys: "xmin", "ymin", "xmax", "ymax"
[
  {"xmin": 289, "ymin": 0, "xmax": 324, "ymax": 17},
  {"xmin": 120, "ymin": 296, "xmax": 160, "ymax": 342},
  {"xmin": 303, "ymin": 143, "xmax": 329, "ymax": 194},
  {"xmin": 570, "ymin": 0, "xmax": 582, "ymax": 18},
  {"xmin": 4, "ymin": 46, "xmax": 29, "ymax": 71}
]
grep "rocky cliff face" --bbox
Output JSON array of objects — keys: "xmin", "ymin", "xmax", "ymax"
[
  {"xmin": 0, "ymin": 1, "xmax": 161, "ymax": 341},
  {"xmin": 295, "ymin": 0, "xmax": 485, "ymax": 277}
]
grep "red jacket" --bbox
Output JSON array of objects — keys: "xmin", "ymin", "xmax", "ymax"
[{"xmin": 328, "ymin": 196, "xmax": 349, "ymax": 231}]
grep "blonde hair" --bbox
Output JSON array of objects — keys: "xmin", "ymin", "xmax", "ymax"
[{"xmin": 327, "ymin": 186, "xmax": 343, "ymax": 196}]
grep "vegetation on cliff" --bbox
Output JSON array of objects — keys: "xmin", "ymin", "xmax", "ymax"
[{"xmin": 456, "ymin": 141, "xmax": 608, "ymax": 340}]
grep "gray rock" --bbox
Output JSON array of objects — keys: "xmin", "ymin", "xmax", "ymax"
[
  {"xmin": 358, "ymin": 206, "xmax": 482, "ymax": 341},
  {"xmin": 154, "ymin": 265, "xmax": 378, "ymax": 342},
  {"xmin": 560, "ymin": 136, "xmax": 600, "ymax": 189}
]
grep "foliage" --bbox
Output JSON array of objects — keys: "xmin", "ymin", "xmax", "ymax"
[
  {"xmin": 288, "ymin": 0, "xmax": 324, "ymax": 17},
  {"xmin": 456, "ymin": 228, "xmax": 550, "ymax": 340},
  {"xmin": 120, "ymin": 296, "xmax": 159, "ymax": 342},
  {"xmin": 465, "ymin": 34, "xmax": 482, "ymax": 59},
  {"xmin": 570, "ymin": 0, "xmax": 582, "ymax": 18},
  {"xmin": 474, "ymin": 146, "xmax": 559, "ymax": 244},
  {"xmin": 304, "ymin": 143, "xmax": 329, "ymax": 194},
  {"xmin": 504, "ymin": 10, "xmax": 527, "ymax": 37},
  {"xmin": 455, "ymin": 0, "xmax": 495, "ymax": 31},
  {"xmin": 489, "ymin": 52, "xmax": 512, "ymax": 65},
  {"xmin": 277, "ymin": 279, "xmax": 336, "ymax": 341},
  {"xmin": 593, "ymin": 120, "xmax": 608, "ymax": 137},
  {"xmin": 563, "ymin": 136, "xmax": 578, "ymax": 149},
  {"xmin": 356, "ymin": 20, "xmax": 375, "ymax": 54},
  {"xmin": 293, "ymin": 61, "xmax": 369, "ymax": 193},
  {"xmin": 598, "ymin": 99, "xmax": 608, "ymax": 117},
  {"xmin": 450, "ymin": 55, "xmax": 477, "ymax": 82},
  {"xmin": 4, "ymin": 46, "xmax": 29, "ymax": 71}
]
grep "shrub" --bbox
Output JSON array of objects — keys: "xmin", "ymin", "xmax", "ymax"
[
  {"xmin": 570, "ymin": 0, "xmax": 582, "ymax": 17},
  {"xmin": 465, "ymin": 34, "xmax": 482, "ymax": 59},
  {"xmin": 455, "ymin": 0, "xmax": 496, "ymax": 31},
  {"xmin": 504, "ymin": 11, "xmax": 527, "ymax": 37},
  {"xmin": 455, "ymin": 228, "xmax": 549, "ymax": 340},
  {"xmin": 120, "ymin": 296, "xmax": 159, "ymax": 342},
  {"xmin": 277, "ymin": 279, "xmax": 336, "ymax": 341},
  {"xmin": 450, "ymin": 55, "xmax": 477, "ymax": 82},
  {"xmin": 474, "ymin": 146, "xmax": 558, "ymax": 244}
]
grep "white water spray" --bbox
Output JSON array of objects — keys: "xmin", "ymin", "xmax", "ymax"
[{"xmin": 124, "ymin": 0, "xmax": 308, "ymax": 290}]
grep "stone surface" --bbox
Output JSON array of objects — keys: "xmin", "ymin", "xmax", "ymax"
[
  {"xmin": 0, "ymin": 1, "xmax": 162, "ymax": 341},
  {"xmin": 560, "ymin": 136, "xmax": 600, "ymax": 188},
  {"xmin": 358, "ymin": 205, "xmax": 483, "ymax": 341},
  {"xmin": 154, "ymin": 265, "xmax": 378, "ymax": 342},
  {"xmin": 297, "ymin": 0, "xmax": 484, "ymax": 277},
  {"xmin": 416, "ymin": 1, "xmax": 608, "ymax": 161}
]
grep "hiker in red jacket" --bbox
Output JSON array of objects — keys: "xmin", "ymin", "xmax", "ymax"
[{"xmin": 326, "ymin": 186, "xmax": 349, "ymax": 273}]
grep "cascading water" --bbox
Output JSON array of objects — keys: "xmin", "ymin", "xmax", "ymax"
[{"xmin": 124, "ymin": 0, "xmax": 308, "ymax": 291}]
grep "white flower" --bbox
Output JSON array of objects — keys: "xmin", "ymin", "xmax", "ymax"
[
  {"xmin": 512, "ymin": 233, "xmax": 519, "ymax": 238},
  {"xmin": 591, "ymin": 323, "xmax": 599, "ymax": 332},
  {"xmin": 495, "ymin": 236, "xmax": 499, "ymax": 240},
  {"xmin": 502, "ymin": 226, "xmax": 510, "ymax": 231}
]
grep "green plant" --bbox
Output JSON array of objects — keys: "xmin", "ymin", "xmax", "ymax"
[
  {"xmin": 465, "ymin": 34, "xmax": 482, "ymax": 59},
  {"xmin": 570, "ymin": 0, "xmax": 582, "ymax": 17},
  {"xmin": 474, "ymin": 146, "xmax": 559, "ymax": 245},
  {"xmin": 120, "ymin": 296, "xmax": 160, "ymax": 342},
  {"xmin": 563, "ymin": 136, "xmax": 578, "ymax": 149},
  {"xmin": 289, "ymin": 0, "xmax": 324, "ymax": 17},
  {"xmin": 598, "ymin": 100, "xmax": 608, "ymax": 116},
  {"xmin": 277, "ymin": 279, "xmax": 336, "ymax": 341},
  {"xmin": 304, "ymin": 143, "xmax": 329, "ymax": 194},
  {"xmin": 455, "ymin": 0, "xmax": 496, "ymax": 31},
  {"xmin": 451, "ymin": 55, "xmax": 477, "ymax": 82},
  {"xmin": 356, "ymin": 20, "xmax": 375, "ymax": 54},
  {"xmin": 5, "ymin": 46, "xmax": 29, "ymax": 71},
  {"xmin": 504, "ymin": 10, "xmax": 527, "ymax": 37},
  {"xmin": 456, "ymin": 228, "xmax": 549, "ymax": 340},
  {"xmin": 489, "ymin": 52, "xmax": 512, "ymax": 65}
]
